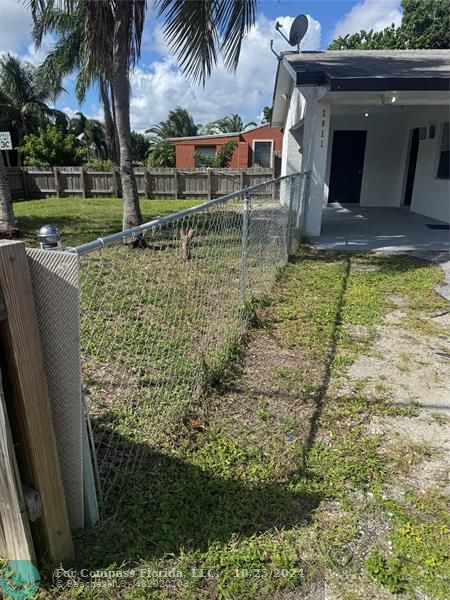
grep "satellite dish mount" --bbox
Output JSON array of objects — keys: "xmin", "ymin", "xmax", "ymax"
[{"xmin": 275, "ymin": 14, "xmax": 309, "ymax": 52}]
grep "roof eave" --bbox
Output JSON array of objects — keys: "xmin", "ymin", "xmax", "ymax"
[{"xmin": 326, "ymin": 76, "xmax": 450, "ymax": 92}]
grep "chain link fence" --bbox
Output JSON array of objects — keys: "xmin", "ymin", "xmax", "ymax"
[{"xmin": 70, "ymin": 172, "xmax": 308, "ymax": 512}]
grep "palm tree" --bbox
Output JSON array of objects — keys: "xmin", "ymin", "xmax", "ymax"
[
  {"xmin": 204, "ymin": 113, "xmax": 257, "ymax": 134},
  {"xmin": 0, "ymin": 150, "xmax": 17, "ymax": 236},
  {"xmin": 32, "ymin": 3, "xmax": 119, "ymax": 164},
  {"xmin": 30, "ymin": 0, "xmax": 258, "ymax": 230},
  {"xmin": 146, "ymin": 107, "xmax": 200, "ymax": 140},
  {"xmin": 0, "ymin": 54, "xmax": 65, "ymax": 165},
  {"xmin": 69, "ymin": 112, "xmax": 107, "ymax": 160},
  {"xmin": 147, "ymin": 140, "xmax": 176, "ymax": 167}
]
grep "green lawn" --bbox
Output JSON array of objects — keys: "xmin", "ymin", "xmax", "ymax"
[
  {"xmin": 13, "ymin": 196, "xmax": 199, "ymax": 247},
  {"xmin": 9, "ymin": 198, "xmax": 449, "ymax": 599}
]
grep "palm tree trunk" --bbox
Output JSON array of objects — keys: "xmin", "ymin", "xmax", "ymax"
[
  {"xmin": 110, "ymin": 85, "xmax": 121, "ymax": 165},
  {"xmin": 112, "ymin": 4, "xmax": 142, "ymax": 230},
  {"xmin": 17, "ymin": 118, "xmax": 28, "ymax": 168},
  {"xmin": 0, "ymin": 151, "xmax": 17, "ymax": 236},
  {"xmin": 99, "ymin": 76, "xmax": 118, "ymax": 165}
]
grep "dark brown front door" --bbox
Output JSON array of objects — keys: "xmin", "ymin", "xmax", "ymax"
[
  {"xmin": 404, "ymin": 128, "xmax": 420, "ymax": 207},
  {"xmin": 329, "ymin": 130, "xmax": 367, "ymax": 204}
]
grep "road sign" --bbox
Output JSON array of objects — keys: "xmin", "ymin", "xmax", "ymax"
[{"xmin": 0, "ymin": 132, "xmax": 12, "ymax": 151}]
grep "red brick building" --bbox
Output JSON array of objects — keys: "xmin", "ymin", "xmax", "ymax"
[{"xmin": 168, "ymin": 124, "xmax": 283, "ymax": 170}]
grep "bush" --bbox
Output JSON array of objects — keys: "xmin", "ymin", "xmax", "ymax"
[
  {"xmin": 194, "ymin": 141, "xmax": 238, "ymax": 168},
  {"xmin": 20, "ymin": 125, "xmax": 86, "ymax": 166},
  {"xmin": 84, "ymin": 159, "xmax": 116, "ymax": 171}
]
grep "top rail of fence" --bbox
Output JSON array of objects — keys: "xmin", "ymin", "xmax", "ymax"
[{"xmin": 67, "ymin": 172, "xmax": 305, "ymax": 257}]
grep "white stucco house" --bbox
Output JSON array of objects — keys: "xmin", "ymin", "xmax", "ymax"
[{"xmin": 272, "ymin": 50, "xmax": 450, "ymax": 238}]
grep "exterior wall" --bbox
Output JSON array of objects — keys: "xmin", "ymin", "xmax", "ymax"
[
  {"xmin": 171, "ymin": 125, "xmax": 282, "ymax": 169},
  {"xmin": 281, "ymin": 87, "xmax": 307, "ymax": 176},
  {"xmin": 405, "ymin": 107, "xmax": 450, "ymax": 223},
  {"xmin": 175, "ymin": 136, "xmax": 239, "ymax": 168}
]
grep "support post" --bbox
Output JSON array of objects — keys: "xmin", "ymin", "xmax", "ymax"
[
  {"xmin": 207, "ymin": 168, "xmax": 212, "ymax": 201},
  {"xmin": 303, "ymin": 101, "xmax": 330, "ymax": 237},
  {"xmin": 144, "ymin": 168, "xmax": 150, "ymax": 199},
  {"xmin": 21, "ymin": 168, "xmax": 29, "ymax": 200},
  {"xmin": 112, "ymin": 168, "xmax": 119, "ymax": 198},
  {"xmin": 239, "ymin": 170, "xmax": 245, "ymax": 191},
  {"xmin": 80, "ymin": 167, "xmax": 87, "ymax": 199},
  {"xmin": 0, "ymin": 241, "xmax": 74, "ymax": 563},
  {"xmin": 53, "ymin": 167, "xmax": 61, "ymax": 198},
  {"xmin": 147, "ymin": 170, "xmax": 153, "ymax": 199},
  {"xmin": 173, "ymin": 169, "xmax": 179, "ymax": 200},
  {"xmin": 239, "ymin": 192, "xmax": 250, "ymax": 302}
]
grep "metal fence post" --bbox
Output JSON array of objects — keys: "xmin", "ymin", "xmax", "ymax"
[{"xmin": 239, "ymin": 191, "xmax": 250, "ymax": 302}]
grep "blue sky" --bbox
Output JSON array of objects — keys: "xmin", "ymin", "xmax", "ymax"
[{"xmin": 1, "ymin": 0, "xmax": 403, "ymax": 131}]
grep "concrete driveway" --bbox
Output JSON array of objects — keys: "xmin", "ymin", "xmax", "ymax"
[{"xmin": 316, "ymin": 204, "xmax": 450, "ymax": 253}]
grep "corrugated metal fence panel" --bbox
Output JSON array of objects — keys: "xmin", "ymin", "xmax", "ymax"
[{"xmin": 26, "ymin": 248, "xmax": 84, "ymax": 529}]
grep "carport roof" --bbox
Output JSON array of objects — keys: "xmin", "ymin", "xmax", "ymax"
[{"xmin": 283, "ymin": 50, "xmax": 450, "ymax": 91}]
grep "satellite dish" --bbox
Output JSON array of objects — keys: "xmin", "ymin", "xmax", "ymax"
[
  {"xmin": 275, "ymin": 14, "xmax": 309, "ymax": 51},
  {"xmin": 289, "ymin": 15, "xmax": 309, "ymax": 48}
]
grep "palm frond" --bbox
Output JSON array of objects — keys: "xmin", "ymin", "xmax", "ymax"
[
  {"xmin": 218, "ymin": 0, "xmax": 256, "ymax": 71},
  {"xmin": 157, "ymin": 0, "xmax": 257, "ymax": 85},
  {"xmin": 157, "ymin": 0, "xmax": 219, "ymax": 85}
]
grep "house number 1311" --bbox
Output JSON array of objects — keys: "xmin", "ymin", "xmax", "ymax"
[{"xmin": 320, "ymin": 109, "xmax": 327, "ymax": 148}]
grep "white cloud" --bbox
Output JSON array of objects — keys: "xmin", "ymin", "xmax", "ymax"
[
  {"xmin": 22, "ymin": 36, "xmax": 56, "ymax": 66},
  {"xmin": 129, "ymin": 13, "xmax": 321, "ymax": 132},
  {"xmin": 333, "ymin": 0, "xmax": 402, "ymax": 39},
  {"xmin": 0, "ymin": 0, "xmax": 57, "ymax": 66},
  {"xmin": 0, "ymin": 0, "xmax": 34, "ymax": 55}
]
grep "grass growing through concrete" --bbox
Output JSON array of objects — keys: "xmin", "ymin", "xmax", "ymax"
[{"xmin": 37, "ymin": 244, "xmax": 448, "ymax": 599}]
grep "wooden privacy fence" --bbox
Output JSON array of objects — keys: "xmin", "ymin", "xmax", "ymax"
[{"xmin": 6, "ymin": 166, "xmax": 275, "ymax": 201}]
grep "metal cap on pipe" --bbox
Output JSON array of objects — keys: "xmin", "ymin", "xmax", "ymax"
[{"xmin": 37, "ymin": 224, "xmax": 62, "ymax": 251}]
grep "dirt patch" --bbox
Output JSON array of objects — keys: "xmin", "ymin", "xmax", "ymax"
[
  {"xmin": 208, "ymin": 328, "xmax": 317, "ymax": 453},
  {"xmin": 372, "ymin": 414, "xmax": 450, "ymax": 496},
  {"xmin": 343, "ymin": 314, "xmax": 450, "ymax": 413}
]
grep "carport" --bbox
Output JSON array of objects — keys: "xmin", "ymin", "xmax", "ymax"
[{"xmin": 316, "ymin": 204, "xmax": 450, "ymax": 252}]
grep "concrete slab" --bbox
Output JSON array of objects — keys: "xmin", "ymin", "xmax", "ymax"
[{"xmin": 315, "ymin": 204, "xmax": 450, "ymax": 253}]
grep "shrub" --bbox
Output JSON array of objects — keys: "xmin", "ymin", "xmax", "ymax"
[{"xmin": 20, "ymin": 124, "xmax": 86, "ymax": 166}]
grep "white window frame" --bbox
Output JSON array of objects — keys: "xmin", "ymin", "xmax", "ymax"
[{"xmin": 252, "ymin": 139, "xmax": 274, "ymax": 168}]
